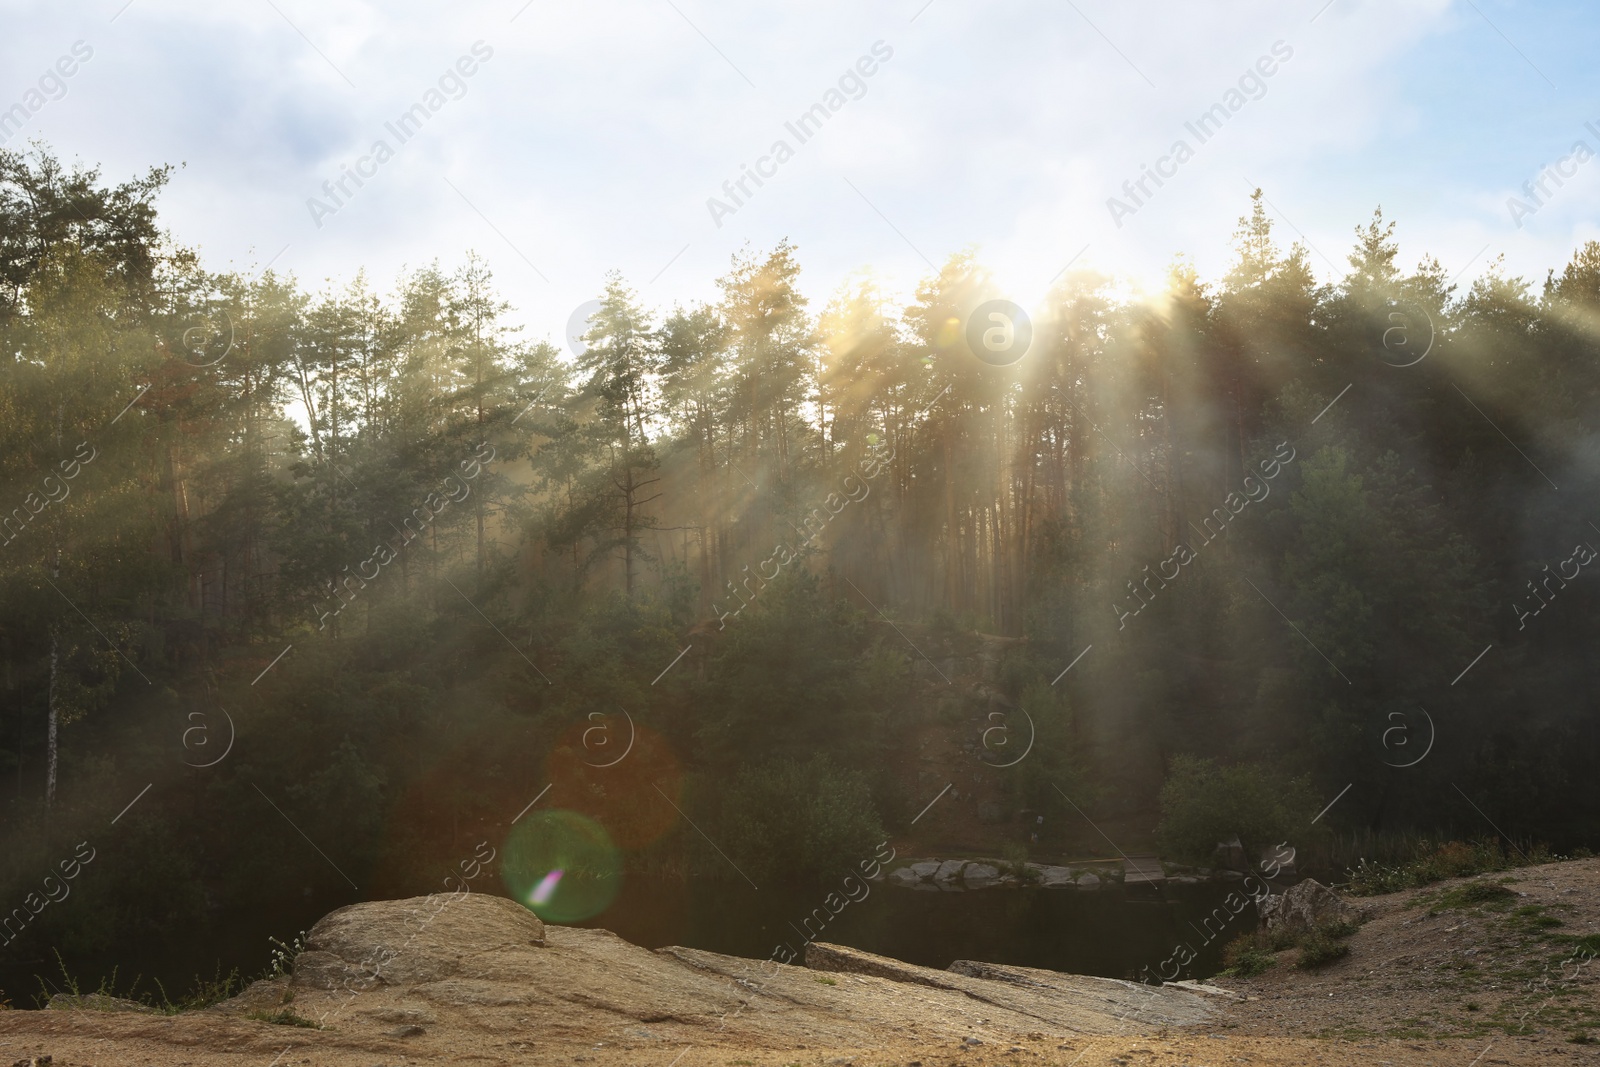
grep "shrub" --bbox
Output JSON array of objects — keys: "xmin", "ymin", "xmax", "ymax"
[
  {"xmin": 1155, "ymin": 756, "xmax": 1318, "ymax": 863},
  {"xmin": 1297, "ymin": 931, "xmax": 1350, "ymax": 969},
  {"xmin": 1221, "ymin": 934, "xmax": 1277, "ymax": 978},
  {"xmin": 719, "ymin": 757, "xmax": 886, "ymax": 884},
  {"xmin": 1345, "ymin": 838, "xmax": 1556, "ymax": 896},
  {"xmin": 1319, "ymin": 918, "xmax": 1361, "ymax": 940}
]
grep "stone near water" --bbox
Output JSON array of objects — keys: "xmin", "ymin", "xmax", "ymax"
[
  {"xmin": 1075, "ymin": 873, "xmax": 1101, "ymax": 889},
  {"xmin": 1034, "ymin": 865, "xmax": 1075, "ymax": 887},
  {"xmin": 1257, "ymin": 878, "xmax": 1363, "ymax": 937},
  {"xmin": 909, "ymin": 860, "xmax": 941, "ymax": 878},
  {"xmin": 888, "ymin": 867, "xmax": 922, "ymax": 887},
  {"xmin": 933, "ymin": 859, "xmax": 966, "ymax": 883},
  {"xmin": 963, "ymin": 863, "xmax": 1001, "ymax": 888}
]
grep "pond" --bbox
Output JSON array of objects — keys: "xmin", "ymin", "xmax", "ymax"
[{"xmin": 576, "ymin": 875, "xmax": 1255, "ymax": 984}]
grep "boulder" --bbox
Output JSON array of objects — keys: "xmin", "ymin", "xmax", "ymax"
[
  {"xmin": 932, "ymin": 859, "xmax": 965, "ymax": 884},
  {"xmin": 887, "ymin": 867, "xmax": 922, "ymax": 887},
  {"xmin": 1033, "ymin": 865, "xmax": 1075, "ymax": 887},
  {"xmin": 963, "ymin": 863, "xmax": 1001, "ymax": 888},
  {"xmin": 909, "ymin": 860, "xmax": 941, "ymax": 879},
  {"xmin": 1075, "ymin": 873, "xmax": 1101, "ymax": 889},
  {"xmin": 1257, "ymin": 878, "xmax": 1362, "ymax": 938}
]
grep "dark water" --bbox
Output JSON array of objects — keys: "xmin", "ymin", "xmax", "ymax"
[
  {"xmin": 0, "ymin": 877, "xmax": 1253, "ymax": 1006},
  {"xmin": 574, "ymin": 875, "xmax": 1253, "ymax": 983}
]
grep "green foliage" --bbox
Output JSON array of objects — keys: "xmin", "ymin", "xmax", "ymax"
[
  {"xmin": 1296, "ymin": 930, "xmax": 1350, "ymax": 969},
  {"xmin": 1155, "ymin": 756, "xmax": 1317, "ymax": 863},
  {"xmin": 1427, "ymin": 881, "xmax": 1517, "ymax": 914},
  {"xmin": 155, "ymin": 967, "xmax": 248, "ymax": 1013},
  {"xmin": 696, "ymin": 569, "xmax": 885, "ymax": 770},
  {"xmin": 718, "ymin": 757, "xmax": 885, "ymax": 885},
  {"xmin": 1221, "ymin": 934, "xmax": 1277, "ymax": 978},
  {"xmin": 1345, "ymin": 839, "xmax": 1554, "ymax": 896}
]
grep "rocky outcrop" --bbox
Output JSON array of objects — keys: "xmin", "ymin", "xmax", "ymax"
[
  {"xmin": 1258, "ymin": 878, "xmax": 1364, "ymax": 937},
  {"xmin": 263, "ymin": 892, "xmax": 1218, "ymax": 1056},
  {"xmin": 0, "ymin": 891, "xmax": 1219, "ymax": 1066}
]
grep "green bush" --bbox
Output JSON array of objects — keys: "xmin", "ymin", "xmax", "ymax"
[
  {"xmin": 1296, "ymin": 931, "xmax": 1350, "ymax": 969},
  {"xmin": 1155, "ymin": 756, "xmax": 1318, "ymax": 863},
  {"xmin": 719, "ymin": 757, "xmax": 886, "ymax": 884},
  {"xmin": 1221, "ymin": 934, "xmax": 1277, "ymax": 978}
]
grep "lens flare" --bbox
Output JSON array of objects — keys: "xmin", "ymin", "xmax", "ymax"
[
  {"xmin": 502, "ymin": 810, "xmax": 621, "ymax": 923},
  {"xmin": 529, "ymin": 867, "xmax": 563, "ymax": 906}
]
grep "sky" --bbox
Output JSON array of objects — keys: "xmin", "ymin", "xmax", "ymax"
[{"xmin": 2, "ymin": 0, "xmax": 1597, "ymax": 345}]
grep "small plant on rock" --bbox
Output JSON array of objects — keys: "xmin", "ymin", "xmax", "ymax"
[{"xmin": 267, "ymin": 931, "xmax": 308, "ymax": 979}]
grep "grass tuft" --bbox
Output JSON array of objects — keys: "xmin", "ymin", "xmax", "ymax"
[
  {"xmin": 1220, "ymin": 934, "xmax": 1277, "ymax": 978},
  {"xmin": 1297, "ymin": 931, "xmax": 1350, "ymax": 969}
]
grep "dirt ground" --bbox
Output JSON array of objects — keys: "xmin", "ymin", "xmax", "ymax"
[{"xmin": 1, "ymin": 858, "xmax": 1596, "ymax": 1066}]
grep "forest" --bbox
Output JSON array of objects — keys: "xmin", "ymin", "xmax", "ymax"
[{"xmin": 1, "ymin": 142, "xmax": 1597, "ymax": 986}]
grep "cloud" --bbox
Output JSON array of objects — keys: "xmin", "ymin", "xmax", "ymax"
[{"xmin": 4, "ymin": 0, "xmax": 1593, "ymax": 337}]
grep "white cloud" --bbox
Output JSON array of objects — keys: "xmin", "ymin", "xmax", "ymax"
[{"xmin": 5, "ymin": 0, "xmax": 1595, "ymax": 337}]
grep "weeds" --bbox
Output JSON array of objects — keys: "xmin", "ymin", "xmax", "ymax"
[
  {"xmin": 153, "ymin": 966, "xmax": 247, "ymax": 1012},
  {"xmin": 1221, "ymin": 934, "xmax": 1276, "ymax": 978},
  {"xmin": 1425, "ymin": 881, "xmax": 1518, "ymax": 915},
  {"xmin": 1297, "ymin": 931, "xmax": 1350, "ymax": 969},
  {"xmin": 1222, "ymin": 916, "xmax": 1360, "ymax": 977},
  {"xmin": 1343, "ymin": 839, "xmax": 1559, "ymax": 897},
  {"xmin": 267, "ymin": 930, "xmax": 308, "ymax": 978}
]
